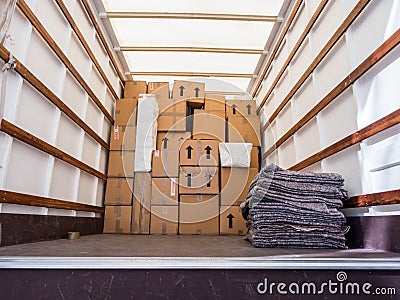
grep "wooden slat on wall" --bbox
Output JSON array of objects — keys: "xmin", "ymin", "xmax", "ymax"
[
  {"xmin": 0, "ymin": 119, "xmax": 107, "ymax": 181},
  {"xmin": 0, "ymin": 190, "xmax": 104, "ymax": 213},
  {"xmin": 345, "ymin": 189, "xmax": 400, "ymax": 208},
  {"xmin": 0, "ymin": 44, "xmax": 109, "ymax": 150}
]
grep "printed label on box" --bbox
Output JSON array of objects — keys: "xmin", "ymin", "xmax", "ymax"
[
  {"xmin": 171, "ymin": 181, "xmax": 176, "ymax": 196},
  {"xmin": 154, "ymin": 150, "xmax": 160, "ymax": 157},
  {"xmin": 113, "ymin": 125, "xmax": 119, "ymax": 140}
]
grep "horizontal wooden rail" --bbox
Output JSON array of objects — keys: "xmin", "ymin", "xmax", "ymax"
[
  {"xmin": 128, "ymin": 71, "xmax": 255, "ymax": 78},
  {"xmin": 118, "ymin": 46, "xmax": 264, "ymax": 55},
  {"xmin": 53, "ymin": 0, "xmax": 118, "ymax": 102},
  {"xmin": 289, "ymin": 108, "xmax": 400, "ymax": 171},
  {"xmin": 251, "ymin": 0, "xmax": 303, "ymax": 97},
  {"xmin": 81, "ymin": 0, "xmax": 125, "ymax": 82},
  {"xmin": 0, "ymin": 120, "xmax": 107, "ymax": 181},
  {"xmin": 262, "ymin": 28, "xmax": 400, "ymax": 159},
  {"xmin": 0, "ymin": 190, "xmax": 104, "ymax": 213},
  {"xmin": 0, "ymin": 44, "xmax": 109, "ymax": 150},
  {"xmin": 256, "ymin": 0, "xmax": 329, "ymax": 114},
  {"xmin": 17, "ymin": 0, "xmax": 114, "ymax": 124},
  {"xmin": 102, "ymin": 12, "xmax": 279, "ymax": 22},
  {"xmin": 261, "ymin": 0, "xmax": 371, "ymax": 131},
  {"xmin": 345, "ymin": 189, "xmax": 400, "ymax": 208}
]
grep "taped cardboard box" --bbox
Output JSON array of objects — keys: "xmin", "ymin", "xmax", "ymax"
[
  {"xmin": 103, "ymin": 205, "xmax": 132, "ymax": 234},
  {"xmin": 172, "ymin": 80, "xmax": 205, "ymax": 108},
  {"xmin": 157, "ymin": 113, "xmax": 186, "ymax": 132},
  {"xmin": 147, "ymin": 82, "xmax": 170, "ymax": 101},
  {"xmin": 219, "ymin": 143, "xmax": 253, "ymax": 168},
  {"xmin": 152, "ymin": 150, "xmax": 179, "ymax": 178},
  {"xmin": 107, "ymin": 151, "xmax": 135, "ymax": 178},
  {"xmin": 115, "ymin": 99, "xmax": 137, "ymax": 126},
  {"xmin": 226, "ymin": 100, "xmax": 257, "ymax": 117},
  {"xmin": 124, "ymin": 80, "xmax": 147, "ymax": 99},
  {"xmin": 157, "ymin": 131, "xmax": 191, "ymax": 150},
  {"xmin": 132, "ymin": 172, "xmax": 152, "ymax": 234},
  {"xmin": 227, "ymin": 115, "xmax": 261, "ymax": 146},
  {"xmin": 192, "ymin": 110, "xmax": 226, "ymax": 141},
  {"xmin": 105, "ymin": 177, "xmax": 134, "ymax": 206},
  {"xmin": 179, "ymin": 139, "xmax": 219, "ymax": 166},
  {"xmin": 179, "ymin": 195, "xmax": 219, "ymax": 235},
  {"xmin": 150, "ymin": 205, "xmax": 179, "ymax": 235},
  {"xmin": 151, "ymin": 177, "xmax": 178, "ymax": 206},
  {"xmin": 219, "ymin": 205, "xmax": 247, "ymax": 236},
  {"xmin": 204, "ymin": 96, "xmax": 226, "ymax": 111},
  {"xmin": 220, "ymin": 167, "xmax": 258, "ymax": 206},
  {"xmin": 110, "ymin": 125, "xmax": 136, "ymax": 151},
  {"xmin": 179, "ymin": 166, "xmax": 219, "ymax": 194}
]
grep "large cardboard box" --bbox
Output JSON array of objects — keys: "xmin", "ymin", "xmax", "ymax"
[
  {"xmin": 179, "ymin": 166, "xmax": 219, "ymax": 194},
  {"xmin": 151, "ymin": 177, "xmax": 178, "ymax": 205},
  {"xmin": 105, "ymin": 177, "xmax": 134, "ymax": 206},
  {"xmin": 219, "ymin": 206, "xmax": 247, "ymax": 235},
  {"xmin": 110, "ymin": 125, "xmax": 136, "ymax": 151},
  {"xmin": 179, "ymin": 139, "xmax": 219, "ymax": 166},
  {"xmin": 172, "ymin": 80, "xmax": 205, "ymax": 108},
  {"xmin": 150, "ymin": 205, "xmax": 179, "ymax": 235},
  {"xmin": 220, "ymin": 167, "xmax": 258, "ymax": 206},
  {"xmin": 107, "ymin": 151, "xmax": 135, "ymax": 177},
  {"xmin": 204, "ymin": 95, "xmax": 226, "ymax": 111},
  {"xmin": 115, "ymin": 99, "xmax": 137, "ymax": 126},
  {"xmin": 226, "ymin": 100, "xmax": 257, "ymax": 117},
  {"xmin": 152, "ymin": 150, "xmax": 179, "ymax": 177},
  {"xmin": 251, "ymin": 146, "xmax": 260, "ymax": 169},
  {"xmin": 157, "ymin": 131, "xmax": 191, "ymax": 150},
  {"xmin": 157, "ymin": 98, "xmax": 186, "ymax": 115},
  {"xmin": 227, "ymin": 115, "xmax": 261, "ymax": 146},
  {"xmin": 179, "ymin": 195, "xmax": 219, "ymax": 235},
  {"xmin": 192, "ymin": 110, "xmax": 226, "ymax": 141},
  {"xmin": 157, "ymin": 113, "xmax": 186, "ymax": 132},
  {"xmin": 132, "ymin": 172, "xmax": 152, "ymax": 234},
  {"xmin": 124, "ymin": 80, "xmax": 147, "ymax": 99},
  {"xmin": 103, "ymin": 206, "xmax": 132, "ymax": 234},
  {"xmin": 147, "ymin": 82, "xmax": 170, "ymax": 100}
]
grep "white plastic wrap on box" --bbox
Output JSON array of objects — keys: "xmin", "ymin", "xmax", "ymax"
[
  {"xmin": 134, "ymin": 94, "xmax": 159, "ymax": 172},
  {"xmin": 219, "ymin": 143, "xmax": 253, "ymax": 167}
]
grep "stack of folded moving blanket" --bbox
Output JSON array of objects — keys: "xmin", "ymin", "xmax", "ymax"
[{"xmin": 240, "ymin": 164, "xmax": 349, "ymax": 248}]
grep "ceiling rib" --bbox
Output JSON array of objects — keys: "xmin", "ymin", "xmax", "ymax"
[
  {"xmin": 127, "ymin": 71, "xmax": 255, "ymax": 78},
  {"xmin": 116, "ymin": 46, "xmax": 264, "ymax": 55}
]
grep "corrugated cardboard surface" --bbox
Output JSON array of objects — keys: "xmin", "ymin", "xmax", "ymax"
[
  {"xmin": 204, "ymin": 97, "xmax": 226, "ymax": 111},
  {"xmin": 147, "ymin": 82, "xmax": 170, "ymax": 101},
  {"xmin": 179, "ymin": 166, "xmax": 219, "ymax": 194},
  {"xmin": 152, "ymin": 150, "xmax": 180, "ymax": 177},
  {"xmin": 103, "ymin": 206, "xmax": 132, "ymax": 234},
  {"xmin": 158, "ymin": 98, "xmax": 186, "ymax": 115},
  {"xmin": 179, "ymin": 195, "xmax": 219, "ymax": 235},
  {"xmin": 220, "ymin": 167, "xmax": 258, "ymax": 206},
  {"xmin": 156, "ymin": 131, "xmax": 191, "ymax": 150},
  {"xmin": 192, "ymin": 110, "xmax": 226, "ymax": 141},
  {"xmin": 107, "ymin": 151, "xmax": 135, "ymax": 177},
  {"xmin": 124, "ymin": 81, "xmax": 147, "ymax": 99},
  {"xmin": 251, "ymin": 146, "xmax": 260, "ymax": 169},
  {"xmin": 179, "ymin": 139, "xmax": 220, "ymax": 166},
  {"xmin": 151, "ymin": 177, "xmax": 178, "ymax": 205},
  {"xmin": 227, "ymin": 115, "xmax": 261, "ymax": 146},
  {"xmin": 105, "ymin": 177, "xmax": 134, "ymax": 206},
  {"xmin": 219, "ymin": 206, "xmax": 247, "ymax": 235},
  {"xmin": 226, "ymin": 100, "xmax": 257, "ymax": 117},
  {"xmin": 115, "ymin": 99, "xmax": 137, "ymax": 126},
  {"xmin": 172, "ymin": 80, "xmax": 205, "ymax": 100},
  {"xmin": 132, "ymin": 172, "xmax": 152, "ymax": 234},
  {"xmin": 157, "ymin": 114, "xmax": 186, "ymax": 131},
  {"xmin": 150, "ymin": 205, "xmax": 179, "ymax": 235},
  {"xmin": 110, "ymin": 125, "xmax": 136, "ymax": 151}
]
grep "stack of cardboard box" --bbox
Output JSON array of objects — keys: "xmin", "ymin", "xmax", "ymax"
[{"xmin": 103, "ymin": 81, "xmax": 147, "ymax": 234}]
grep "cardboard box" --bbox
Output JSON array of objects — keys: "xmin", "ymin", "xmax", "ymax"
[
  {"xmin": 150, "ymin": 205, "xmax": 179, "ymax": 235},
  {"xmin": 219, "ymin": 206, "xmax": 247, "ymax": 235},
  {"xmin": 251, "ymin": 146, "xmax": 260, "ymax": 169},
  {"xmin": 105, "ymin": 177, "xmax": 134, "ymax": 206},
  {"xmin": 157, "ymin": 98, "xmax": 186, "ymax": 115},
  {"xmin": 179, "ymin": 139, "xmax": 219, "ymax": 166},
  {"xmin": 152, "ymin": 150, "xmax": 180, "ymax": 177},
  {"xmin": 147, "ymin": 82, "xmax": 170, "ymax": 101},
  {"xmin": 204, "ymin": 95, "xmax": 226, "ymax": 111},
  {"xmin": 124, "ymin": 80, "xmax": 147, "ymax": 99},
  {"xmin": 192, "ymin": 110, "xmax": 226, "ymax": 141},
  {"xmin": 172, "ymin": 80, "xmax": 205, "ymax": 108},
  {"xmin": 226, "ymin": 100, "xmax": 257, "ymax": 117},
  {"xmin": 103, "ymin": 206, "xmax": 132, "ymax": 234},
  {"xmin": 115, "ymin": 99, "xmax": 137, "ymax": 126},
  {"xmin": 220, "ymin": 167, "xmax": 258, "ymax": 206},
  {"xmin": 227, "ymin": 115, "xmax": 261, "ymax": 146},
  {"xmin": 110, "ymin": 125, "xmax": 136, "ymax": 151},
  {"xmin": 157, "ymin": 113, "xmax": 186, "ymax": 132},
  {"xmin": 132, "ymin": 172, "xmax": 152, "ymax": 234},
  {"xmin": 157, "ymin": 131, "xmax": 191, "ymax": 150},
  {"xmin": 179, "ymin": 166, "xmax": 219, "ymax": 194},
  {"xmin": 151, "ymin": 177, "xmax": 178, "ymax": 205},
  {"xmin": 179, "ymin": 195, "xmax": 219, "ymax": 235},
  {"xmin": 107, "ymin": 151, "xmax": 135, "ymax": 177}
]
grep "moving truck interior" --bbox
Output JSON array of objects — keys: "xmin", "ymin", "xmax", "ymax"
[{"xmin": 0, "ymin": 0, "xmax": 399, "ymax": 298}]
